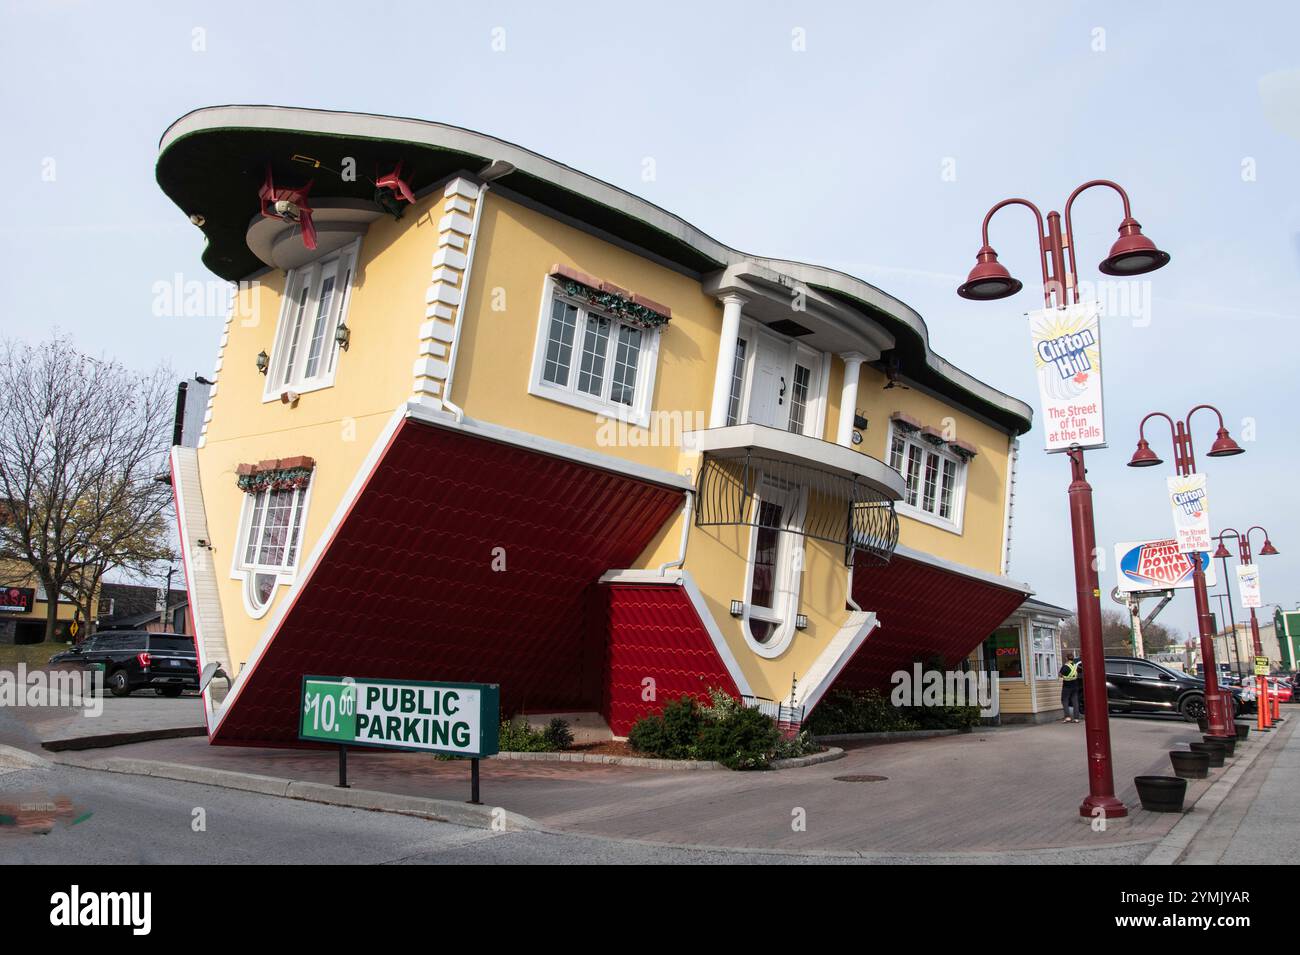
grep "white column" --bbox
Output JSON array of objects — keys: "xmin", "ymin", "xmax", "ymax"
[
  {"xmin": 836, "ymin": 352, "xmax": 867, "ymax": 447},
  {"xmin": 709, "ymin": 293, "xmax": 748, "ymax": 428}
]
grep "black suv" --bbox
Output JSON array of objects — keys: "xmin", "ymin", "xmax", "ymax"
[
  {"xmin": 49, "ymin": 631, "xmax": 198, "ymax": 697},
  {"xmin": 1102, "ymin": 656, "xmax": 1246, "ymax": 721}
]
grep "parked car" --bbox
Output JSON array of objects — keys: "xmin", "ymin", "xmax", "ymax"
[
  {"xmin": 48, "ymin": 631, "xmax": 198, "ymax": 697},
  {"xmin": 1097, "ymin": 656, "xmax": 1246, "ymax": 721},
  {"xmin": 1269, "ymin": 678, "xmax": 1293, "ymax": 703}
]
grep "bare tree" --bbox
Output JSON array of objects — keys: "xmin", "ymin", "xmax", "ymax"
[
  {"xmin": 1059, "ymin": 608, "xmax": 1179, "ymax": 657},
  {"xmin": 0, "ymin": 336, "xmax": 174, "ymax": 642}
]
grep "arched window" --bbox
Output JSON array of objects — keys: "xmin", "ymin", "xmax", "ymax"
[{"xmin": 741, "ymin": 475, "xmax": 805, "ymax": 657}]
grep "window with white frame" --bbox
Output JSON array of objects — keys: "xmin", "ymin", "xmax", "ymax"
[
  {"xmin": 234, "ymin": 480, "xmax": 311, "ymax": 617},
  {"xmin": 530, "ymin": 282, "xmax": 661, "ymax": 426},
  {"xmin": 887, "ymin": 426, "xmax": 966, "ymax": 531},
  {"xmin": 265, "ymin": 241, "xmax": 358, "ymax": 398},
  {"xmin": 1032, "ymin": 625, "xmax": 1060, "ymax": 680},
  {"xmin": 787, "ymin": 362, "xmax": 812, "ymax": 434},
  {"xmin": 741, "ymin": 474, "xmax": 806, "ymax": 657},
  {"xmin": 725, "ymin": 338, "xmax": 748, "ymax": 426}
]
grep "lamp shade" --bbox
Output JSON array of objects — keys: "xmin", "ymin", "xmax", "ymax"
[
  {"xmin": 1207, "ymin": 427, "xmax": 1244, "ymax": 457},
  {"xmin": 957, "ymin": 246, "xmax": 1023, "ymax": 300},
  {"xmin": 1099, "ymin": 217, "xmax": 1171, "ymax": 276},
  {"xmin": 1260, "ymin": 540, "xmax": 1279, "ymax": 556},
  {"xmin": 1213, "ymin": 542, "xmax": 1232, "ymax": 560},
  {"xmin": 1127, "ymin": 438, "xmax": 1163, "ymax": 467}
]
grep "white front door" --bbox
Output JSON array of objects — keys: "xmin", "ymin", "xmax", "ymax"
[{"xmin": 746, "ymin": 332, "xmax": 787, "ymax": 428}]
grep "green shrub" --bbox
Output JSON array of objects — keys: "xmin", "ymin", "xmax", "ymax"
[
  {"xmin": 697, "ymin": 705, "xmax": 781, "ymax": 770},
  {"xmin": 627, "ymin": 691, "xmax": 805, "ymax": 769},
  {"xmin": 773, "ymin": 729, "xmax": 821, "ymax": 761},
  {"xmin": 806, "ymin": 689, "xmax": 919, "ymax": 735},
  {"xmin": 542, "ymin": 717, "xmax": 574, "ymax": 750},
  {"xmin": 628, "ymin": 696, "xmax": 707, "ymax": 759},
  {"xmin": 498, "ymin": 716, "xmax": 572, "ymax": 753},
  {"xmin": 806, "ymin": 687, "xmax": 981, "ymax": 734}
]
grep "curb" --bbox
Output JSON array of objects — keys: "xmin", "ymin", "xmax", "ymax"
[
  {"xmin": 41, "ymin": 726, "xmax": 207, "ymax": 752},
  {"xmin": 51, "ymin": 754, "xmax": 537, "ymax": 832},
  {"xmin": 1141, "ymin": 721, "xmax": 1288, "ymax": 865},
  {"xmin": 0, "ymin": 743, "xmax": 54, "ymax": 771},
  {"xmin": 815, "ymin": 729, "xmax": 965, "ymax": 743},
  {"xmin": 493, "ymin": 746, "xmax": 844, "ymax": 771}
]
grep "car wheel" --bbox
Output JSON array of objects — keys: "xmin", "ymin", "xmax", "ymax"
[
  {"xmin": 1180, "ymin": 694, "xmax": 1206, "ymax": 722},
  {"xmin": 156, "ymin": 687, "xmax": 183, "ymax": 698},
  {"xmin": 108, "ymin": 670, "xmax": 131, "ymax": 697}
]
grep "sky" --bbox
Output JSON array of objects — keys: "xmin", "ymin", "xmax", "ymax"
[{"xmin": 2, "ymin": 1, "xmax": 1298, "ymax": 642}]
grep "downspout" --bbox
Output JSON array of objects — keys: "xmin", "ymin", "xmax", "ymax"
[
  {"xmin": 439, "ymin": 180, "xmax": 491, "ymax": 423},
  {"xmin": 656, "ymin": 484, "xmax": 694, "ymax": 576},
  {"xmin": 845, "ymin": 561, "xmax": 862, "ymax": 612}
]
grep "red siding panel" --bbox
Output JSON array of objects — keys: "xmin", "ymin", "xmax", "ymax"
[
  {"xmin": 826, "ymin": 553, "xmax": 1030, "ymax": 698},
  {"xmin": 603, "ymin": 584, "xmax": 740, "ymax": 736},
  {"xmin": 213, "ymin": 419, "xmax": 682, "ymax": 746}
]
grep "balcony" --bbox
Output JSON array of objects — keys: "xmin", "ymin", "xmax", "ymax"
[{"xmin": 684, "ymin": 423, "xmax": 904, "ymax": 565}]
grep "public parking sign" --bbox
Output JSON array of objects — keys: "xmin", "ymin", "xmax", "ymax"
[{"xmin": 299, "ymin": 676, "xmax": 499, "ymax": 758}]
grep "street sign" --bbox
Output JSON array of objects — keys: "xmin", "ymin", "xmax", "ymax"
[
  {"xmin": 1255, "ymin": 656, "xmax": 1270, "ymax": 676},
  {"xmin": 1114, "ymin": 538, "xmax": 1215, "ymax": 592},
  {"xmin": 299, "ymin": 676, "xmax": 499, "ymax": 758},
  {"xmin": 1236, "ymin": 564, "xmax": 1261, "ymax": 609},
  {"xmin": 69, "ymin": 620, "xmax": 79, "ymax": 639},
  {"xmin": 1028, "ymin": 302, "xmax": 1105, "ymax": 452},
  {"xmin": 1167, "ymin": 474, "xmax": 1210, "ymax": 553},
  {"xmin": 0, "ymin": 587, "xmax": 34, "ymax": 614}
]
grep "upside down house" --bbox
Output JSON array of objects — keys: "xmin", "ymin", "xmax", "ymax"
[{"xmin": 160, "ymin": 106, "xmax": 1038, "ymax": 746}]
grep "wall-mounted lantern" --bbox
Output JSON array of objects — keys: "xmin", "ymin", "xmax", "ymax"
[{"xmin": 255, "ymin": 350, "xmax": 269, "ymax": 375}]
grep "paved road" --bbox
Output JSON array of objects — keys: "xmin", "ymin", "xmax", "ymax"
[
  {"xmin": 87, "ymin": 716, "xmax": 1204, "ymax": 854},
  {"xmin": 0, "ymin": 761, "xmax": 1152, "ymax": 865}
]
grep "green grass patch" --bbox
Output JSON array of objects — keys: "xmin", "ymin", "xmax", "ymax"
[{"xmin": 0, "ymin": 641, "xmax": 70, "ymax": 668}]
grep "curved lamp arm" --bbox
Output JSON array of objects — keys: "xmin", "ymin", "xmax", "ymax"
[
  {"xmin": 981, "ymin": 198, "xmax": 1052, "ymax": 307},
  {"xmin": 1063, "ymin": 180, "xmax": 1134, "ymax": 305}
]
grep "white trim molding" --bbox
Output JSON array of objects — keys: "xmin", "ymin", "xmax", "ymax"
[
  {"xmin": 794, "ymin": 611, "xmax": 881, "ymax": 713},
  {"xmin": 412, "ymin": 178, "xmax": 482, "ymax": 410}
]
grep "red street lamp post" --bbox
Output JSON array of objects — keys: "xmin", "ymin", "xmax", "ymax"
[
  {"xmin": 1215, "ymin": 527, "xmax": 1281, "ymax": 730},
  {"xmin": 957, "ymin": 180, "xmax": 1171, "ymax": 820},
  {"xmin": 1127, "ymin": 406, "xmax": 1244, "ymax": 737}
]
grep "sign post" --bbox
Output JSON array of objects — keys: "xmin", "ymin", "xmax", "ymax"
[{"xmin": 300, "ymin": 677, "xmax": 500, "ymax": 803}]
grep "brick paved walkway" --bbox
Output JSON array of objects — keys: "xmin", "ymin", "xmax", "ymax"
[{"xmin": 58, "ymin": 713, "xmax": 1265, "ymax": 855}]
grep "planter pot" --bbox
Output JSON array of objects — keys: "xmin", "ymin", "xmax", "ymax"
[
  {"xmin": 1233, "ymin": 722, "xmax": 1251, "ymax": 741},
  {"xmin": 1135, "ymin": 775, "xmax": 1188, "ymax": 813},
  {"xmin": 1189, "ymin": 741, "xmax": 1225, "ymax": 767},
  {"xmin": 1169, "ymin": 750, "xmax": 1210, "ymax": 779},
  {"xmin": 1204, "ymin": 734, "xmax": 1236, "ymax": 757}
]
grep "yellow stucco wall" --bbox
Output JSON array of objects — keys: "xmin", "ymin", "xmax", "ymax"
[
  {"xmin": 451, "ymin": 193, "xmax": 718, "ymax": 473},
  {"xmin": 196, "ymin": 185, "xmax": 1020, "ymax": 693},
  {"xmin": 196, "ymin": 187, "xmax": 453, "ymax": 670}
]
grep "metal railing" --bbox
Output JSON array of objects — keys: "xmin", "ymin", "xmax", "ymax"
[
  {"xmin": 695, "ymin": 451, "xmax": 898, "ymax": 567},
  {"xmin": 743, "ymin": 694, "xmax": 805, "ymax": 736}
]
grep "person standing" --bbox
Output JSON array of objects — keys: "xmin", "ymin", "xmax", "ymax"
[{"xmin": 1059, "ymin": 652, "xmax": 1082, "ymax": 723}]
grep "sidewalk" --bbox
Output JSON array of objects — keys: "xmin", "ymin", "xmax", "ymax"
[{"xmin": 48, "ymin": 713, "xmax": 1277, "ymax": 856}]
